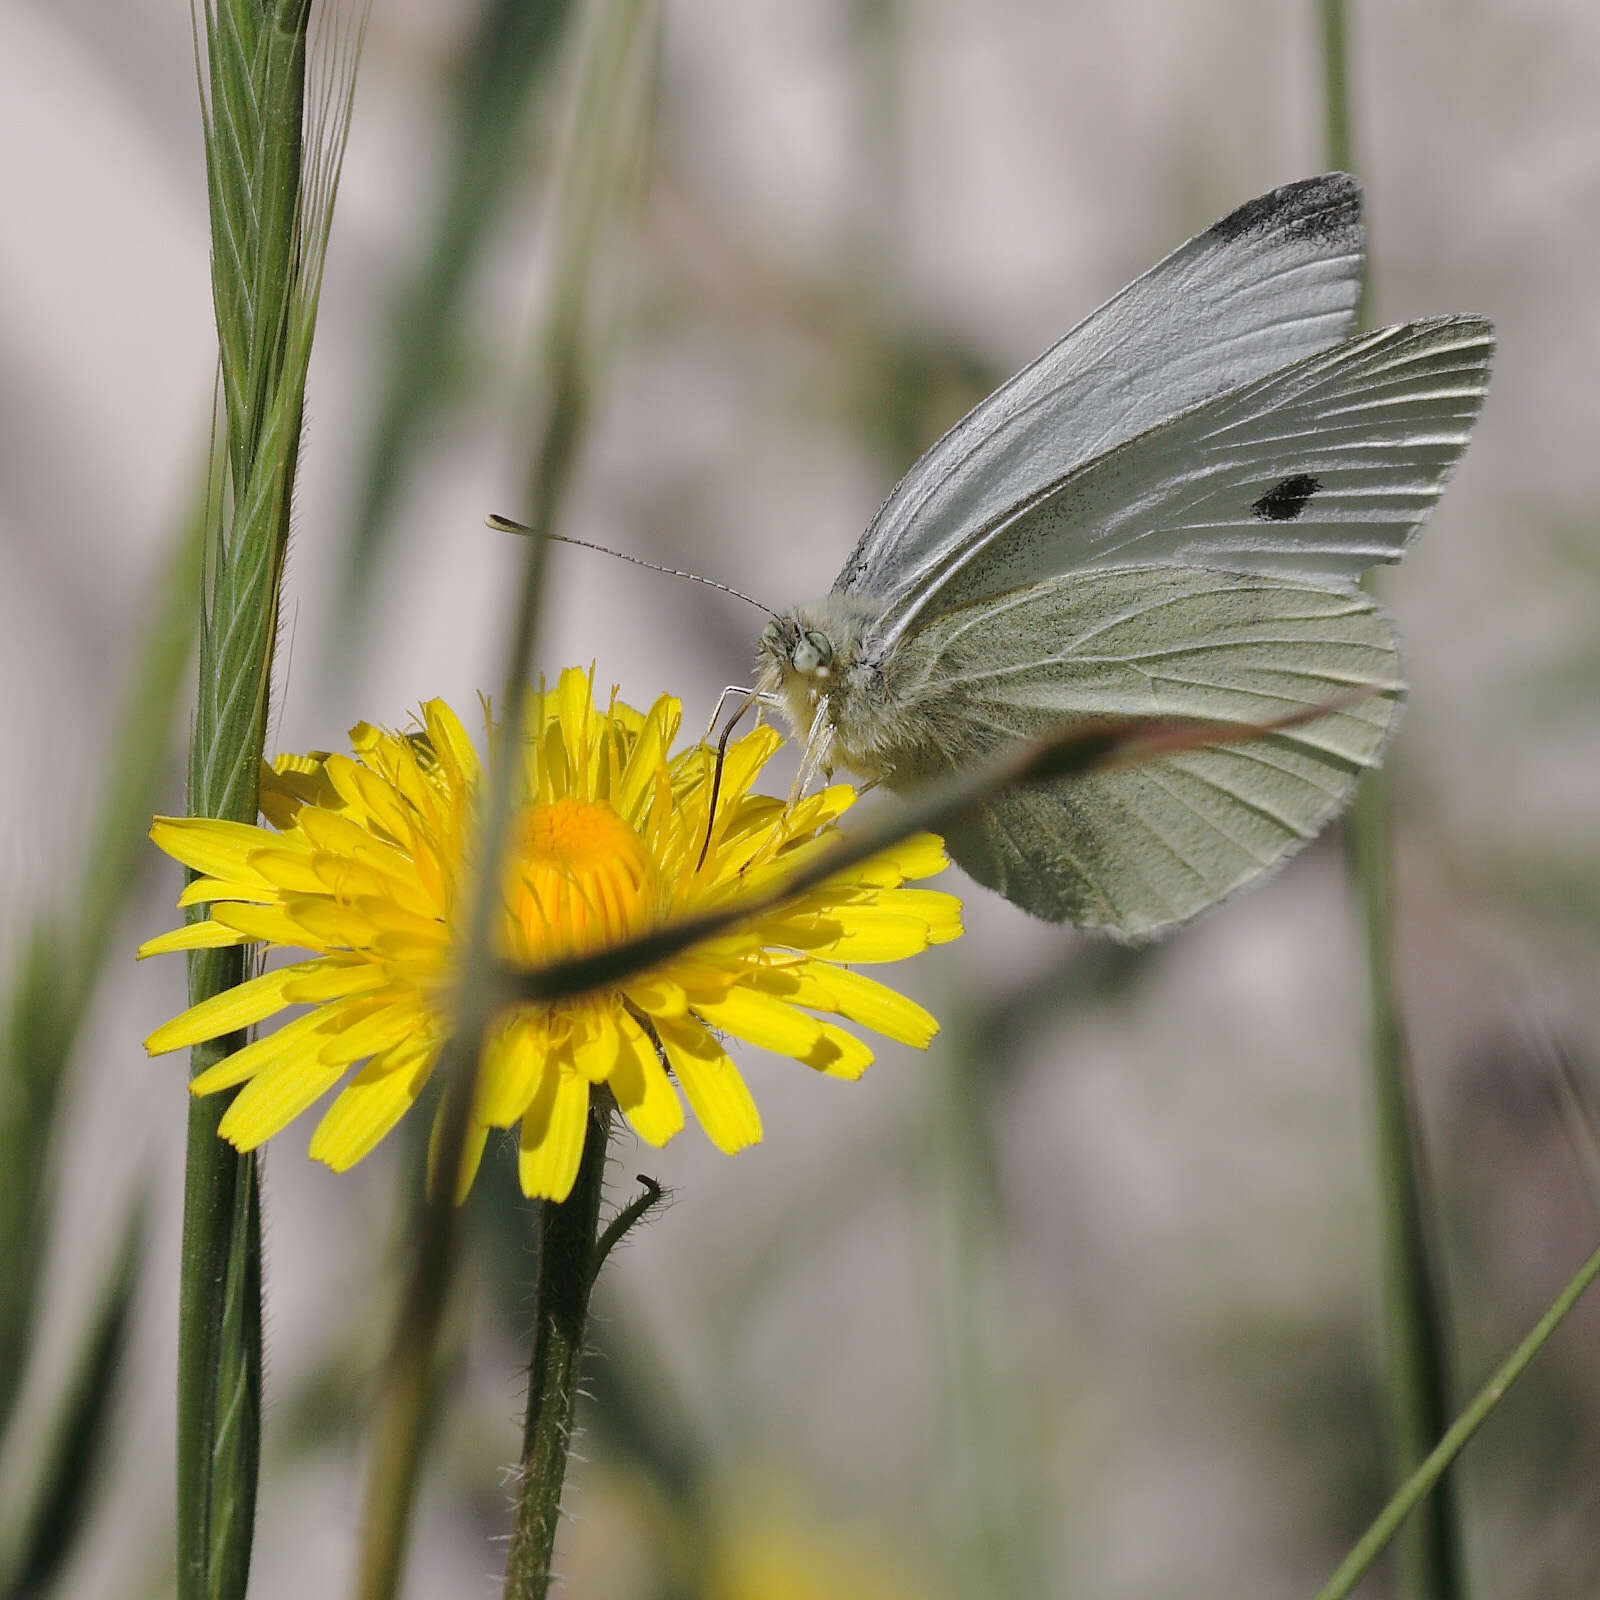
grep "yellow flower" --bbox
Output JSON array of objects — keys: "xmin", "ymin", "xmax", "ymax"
[{"xmin": 141, "ymin": 668, "xmax": 961, "ymax": 1202}]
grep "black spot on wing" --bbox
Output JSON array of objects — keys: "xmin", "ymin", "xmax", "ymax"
[
  {"xmin": 1207, "ymin": 174, "xmax": 1361, "ymax": 247},
  {"xmin": 1252, "ymin": 473, "xmax": 1322, "ymax": 522}
]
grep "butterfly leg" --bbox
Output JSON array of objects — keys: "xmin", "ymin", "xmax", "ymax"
[
  {"xmin": 788, "ymin": 698, "xmax": 835, "ymax": 803},
  {"xmin": 703, "ymin": 684, "xmax": 756, "ymax": 744}
]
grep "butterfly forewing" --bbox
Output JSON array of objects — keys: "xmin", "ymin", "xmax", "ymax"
[
  {"xmin": 873, "ymin": 315, "xmax": 1493, "ymax": 643},
  {"xmin": 834, "ymin": 175, "xmax": 1365, "ymax": 621}
]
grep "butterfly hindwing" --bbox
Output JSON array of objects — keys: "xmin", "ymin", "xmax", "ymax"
[{"xmin": 876, "ymin": 565, "xmax": 1401, "ymax": 937}]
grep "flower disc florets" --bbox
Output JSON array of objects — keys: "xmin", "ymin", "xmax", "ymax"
[{"xmin": 142, "ymin": 668, "xmax": 962, "ymax": 1201}]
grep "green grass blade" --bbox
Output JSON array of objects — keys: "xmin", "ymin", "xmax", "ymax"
[
  {"xmin": 1321, "ymin": 6, "xmax": 1467, "ymax": 1594},
  {"xmin": 1, "ymin": 1196, "xmax": 147, "ymax": 1600},
  {"xmin": 0, "ymin": 500, "xmax": 206, "ymax": 1452},
  {"xmin": 334, "ymin": 0, "xmax": 579, "ymax": 649},
  {"xmin": 1314, "ymin": 1236, "xmax": 1600, "ymax": 1600},
  {"xmin": 353, "ymin": 7, "xmax": 651, "ymax": 1594},
  {"xmin": 0, "ymin": 927, "xmax": 71, "ymax": 1455},
  {"xmin": 177, "ymin": 5, "xmax": 364, "ymax": 1595}
]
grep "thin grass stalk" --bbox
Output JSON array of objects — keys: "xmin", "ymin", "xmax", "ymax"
[
  {"xmin": 0, "ymin": 499, "xmax": 205, "ymax": 1454},
  {"xmin": 503, "ymin": 1103, "xmax": 613, "ymax": 1598},
  {"xmin": 1320, "ymin": 7, "xmax": 1466, "ymax": 1596},
  {"xmin": 931, "ymin": 1030, "xmax": 1044, "ymax": 1600},
  {"xmin": 334, "ymin": 0, "xmax": 579, "ymax": 647},
  {"xmin": 496, "ymin": 694, "xmax": 1368, "ymax": 1013},
  {"xmin": 179, "ymin": 4, "xmax": 362, "ymax": 1594},
  {"xmin": 1, "ymin": 1197, "xmax": 147, "ymax": 1600},
  {"xmin": 1312, "ymin": 1235, "xmax": 1600, "ymax": 1600},
  {"xmin": 352, "ymin": 6, "xmax": 651, "ymax": 1594}
]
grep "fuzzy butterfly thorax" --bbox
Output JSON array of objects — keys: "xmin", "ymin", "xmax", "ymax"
[{"xmin": 758, "ymin": 593, "xmax": 1020, "ymax": 787}]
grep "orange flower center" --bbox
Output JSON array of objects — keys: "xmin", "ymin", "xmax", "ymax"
[{"xmin": 503, "ymin": 796, "xmax": 658, "ymax": 960}]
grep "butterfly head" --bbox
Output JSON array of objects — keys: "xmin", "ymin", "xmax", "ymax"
[
  {"xmin": 755, "ymin": 599, "xmax": 879, "ymax": 744},
  {"xmin": 760, "ymin": 616, "xmax": 835, "ymax": 678}
]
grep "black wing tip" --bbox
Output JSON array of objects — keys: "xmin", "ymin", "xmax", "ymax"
[{"xmin": 1208, "ymin": 173, "xmax": 1363, "ymax": 248}]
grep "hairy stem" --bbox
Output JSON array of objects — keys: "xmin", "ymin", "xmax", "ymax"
[{"xmin": 504, "ymin": 1105, "xmax": 613, "ymax": 1598}]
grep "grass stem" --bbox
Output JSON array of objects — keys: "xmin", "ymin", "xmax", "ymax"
[
  {"xmin": 351, "ymin": 6, "xmax": 651, "ymax": 1592},
  {"xmin": 1321, "ymin": 6, "xmax": 1466, "ymax": 1594},
  {"xmin": 1313, "ymin": 1236, "xmax": 1600, "ymax": 1600}
]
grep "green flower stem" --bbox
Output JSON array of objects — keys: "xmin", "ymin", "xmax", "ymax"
[
  {"xmin": 1313, "ymin": 1235, "xmax": 1600, "ymax": 1600},
  {"xmin": 504, "ymin": 1103, "xmax": 614, "ymax": 1598},
  {"xmin": 1320, "ymin": 6, "xmax": 1464, "ymax": 1595}
]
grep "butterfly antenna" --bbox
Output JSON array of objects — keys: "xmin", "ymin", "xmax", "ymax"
[{"xmin": 486, "ymin": 513, "xmax": 779, "ymax": 618}]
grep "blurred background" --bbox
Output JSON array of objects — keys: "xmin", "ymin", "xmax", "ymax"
[{"xmin": 3, "ymin": 0, "xmax": 1599, "ymax": 1595}]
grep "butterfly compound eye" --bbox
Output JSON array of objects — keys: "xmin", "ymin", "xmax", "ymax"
[{"xmin": 793, "ymin": 631, "xmax": 833, "ymax": 674}]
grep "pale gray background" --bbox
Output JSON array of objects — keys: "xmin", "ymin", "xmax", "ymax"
[{"xmin": 3, "ymin": 1, "xmax": 1599, "ymax": 1596}]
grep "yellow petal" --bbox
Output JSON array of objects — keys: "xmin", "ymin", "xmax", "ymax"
[
  {"xmin": 322, "ymin": 753, "xmax": 414, "ymax": 844},
  {"xmin": 294, "ymin": 806, "xmax": 416, "ymax": 883},
  {"xmin": 696, "ymin": 728, "xmax": 782, "ymax": 860},
  {"xmin": 556, "ymin": 667, "xmax": 595, "ymax": 779},
  {"xmin": 149, "ymin": 816, "xmax": 277, "ymax": 883},
  {"xmin": 622, "ymin": 973, "xmax": 688, "ymax": 1019},
  {"xmin": 189, "ymin": 1002, "xmax": 356, "ymax": 1094},
  {"xmin": 349, "ymin": 895, "xmax": 445, "ymax": 945},
  {"xmin": 310, "ymin": 1039, "xmax": 436, "ymax": 1170},
  {"xmin": 422, "ymin": 699, "xmax": 479, "ymax": 792},
  {"xmin": 805, "ymin": 1021, "xmax": 874, "ymax": 1080},
  {"xmin": 284, "ymin": 895, "xmax": 380, "ymax": 950},
  {"xmin": 217, "ymin": 1044, "xmax": 349, "ymax": 1149},
  {"xmin": 763, "ymin": 911, "xmax": 933, "ymax": 962},
  {"xmin": 687, "ymin": 983, "xmax": 823, "ymax": 1058},
  {"xmin": 455, "ymin": 1122, "xmax": 491, "ymax": 1204},
  {"xmin": 853, "ymin": 831, "xmax": 950, "ymax": 885},
  {"xmin": 869, "ymin": 887, "xmax": 964, "ymax": 945},
  {"xmin": 518, "ymin": 1058, "xmax": 590, "ymax": 1201},
  {"xmin": 315, "ymin": 999, "xmax": 422, "ymax": 1067},
  {"xmin": 243, "ymin": 847, "xmax": 333, "ymax": 896},
  {"xmin": 781, "ymin": 961, "xmax": 939, "ymax": 1047},
  {"xmin": 610, "ymin": 1007, "xmax": 682, "ymax": 1147},
  {"xmin": 211, "ymin": 902, "xmax": 327, "ymax": 949},
  {"xmin": 176, "ymin": 876, "xmax": 277, "ymax": 909},
  {"xmin": 279, "ymin": 959, "xmax": 391, "ymax": 1004},
  {"xmin": 477, "ymin": 1016, "xmax": 545, "ymax": 1127},
  {"xmin": 570, "ymin": 1005, "xmax": 621, "ymax": 1085},
  {"xmin": 426, "ymin": 1111, "xmax": 492, "ymax": 1207},
  {"xmin": 652, "ymin": 1012, "xmax": 761, "ymax": 1154},
  {"xmin": 774, "ymin": 783, "xmax": 854, "ymax": 838},
  {"xmin": 614, "ymin": 700, "xmax": 671, "ymax": 823},
  {"xmin": 144, "ymin": 963, "xmax": 304, "ymax": 1055},
  {"xmin": 137, "ymin": 921, "xmax": 250, "ymax": 958},
  {"xmin": 259, "ymin": 760, "xmax": 334, "ymax": 829}
]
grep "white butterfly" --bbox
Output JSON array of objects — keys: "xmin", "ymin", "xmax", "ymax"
[{"xmin": 755, "ymin": 174, "xmax": 1493, "ymax": 939}]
